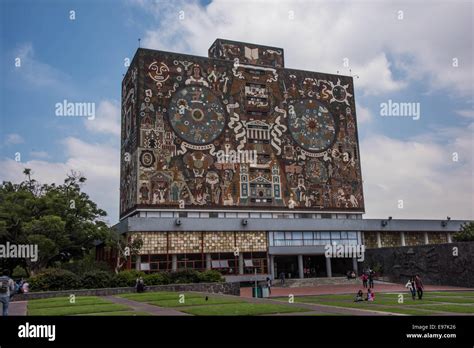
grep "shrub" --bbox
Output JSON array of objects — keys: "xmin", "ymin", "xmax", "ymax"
[
  {"xmin": 144, "ymin": 273, "xmax": 167, "ymax": 286},
  {"xmin": 112, "ymin": 270, "xmax": 145, "ymax": 287},
  {"xmin": 12, "ymin": 265, "xmax": 28, "ymax": 279},
  {"xmin": 29, "ymin": 269, "xmax": 81, "ymax": 292},
  {"xmin": 169, "ymin": 269, "xmax": 201, "ymax": 284},
  {"xmin": 80, "ymin": 270, "xmax": 114, "ymax": 289},
  {"xmin": 198, "ymin": 270, "xmax": 224, "ymax": 283}
]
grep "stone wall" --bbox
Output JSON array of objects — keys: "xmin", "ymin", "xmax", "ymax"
[
  {"xmin": 12, "ymin": 281, "xmax": 240, "ymax": 302},
  {"xmin": 363, "ymin": 242, "xmax": 474, "ymax": 288}
]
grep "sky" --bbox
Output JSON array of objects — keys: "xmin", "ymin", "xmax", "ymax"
[{"xmin": 0, "ymin": 0, "xmax": 473, "ymax": 225}]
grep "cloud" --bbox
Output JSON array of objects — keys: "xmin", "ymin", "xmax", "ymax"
[
  {"xmin": 360, "ymin": 122, "xmax": 474, "ymax": 219},
  {"xmin": 84, "ymin": 100, "xmax": 121, "ymax": 136},
  {"xmin": 455, "ymin": 109, "xmax": 474, "ymax": 119},
  {"xmin": 134, "ymin": 0, "xmax": 472, "ymax": 98},
  {"xmin": 5, "ymin": 133, "xmax": 24, "ymax": 145},
  {"xmin": 0, "ymin": 137, "xmax": 120, "ymax": 224},
  {"xmin": 29, "ymin": 151, "xmax": 50, "ymax": 159},
  {"xmin": 355, "ymin": 103, "xmax": 373, "ymax": 124},
  {"xmin": 12, "ymin": 42, "xmax": 73, "ymax": 92}
]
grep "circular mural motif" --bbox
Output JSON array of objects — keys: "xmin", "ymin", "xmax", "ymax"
[
  {"xmin": 288, "ymin": 99, "xmax": 337, "ymax": 152},
  {"xmin": 169, "ymin": 86, "xmax": 226, "ymax": 145},
  {"xmin": 140, "ymin": 150, "xmax": 155, "ymax": 168}
]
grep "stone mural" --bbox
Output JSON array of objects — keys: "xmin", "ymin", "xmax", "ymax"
[{"xmin": 120, "ymin": 39, "xmax": 364, "ymax": 217}]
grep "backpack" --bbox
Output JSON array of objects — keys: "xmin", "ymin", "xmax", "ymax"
[{"xmin": 0, "ymin": 277, "xmax": 10, "ymax": 294}]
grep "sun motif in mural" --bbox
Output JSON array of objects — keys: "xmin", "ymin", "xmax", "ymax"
[
  {"xmin": 168, "ymin": 86, "xmax": 226, "ymax": 145},
  {"xmin": 329, "ymin": 79, "xmax": 353, "ymax": 106},
  {"xmin": 288, "ymin": 99, "xmax": 337, "ymax": 152}
]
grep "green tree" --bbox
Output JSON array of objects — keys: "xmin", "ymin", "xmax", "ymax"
[
  {"xmin": 453, "ymin": 222, "xmax": 474, "ymax": 242},
  {"xmin": 106, "ymin": 231, "xmax": 143, "ymax": 274},
  {"xmin": 0, "ymin": 168, "xmax": 113, "ymax": 275}
]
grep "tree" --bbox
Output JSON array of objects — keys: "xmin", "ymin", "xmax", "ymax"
[
  {"xmin": 0, "ymin": 168, "xmax": 114, "ymax": 275},
  {"xmin": 106, "ymin": 231, "xmax": 143, "ymax": 274},
  {"xmin": 453, "ymin": 222, "xmax": 474, "ymax": 242}
]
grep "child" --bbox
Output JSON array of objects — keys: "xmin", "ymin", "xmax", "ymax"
[
  {"xmin": 354, "ymin": 289, "xmax": 364, "ymax": 302},
  {"xmin": 405, "ymin": 277, "xmax": 416, "ymax": 300},
  {"xmin": 366, "ymin": 288, "xmax": 375, "ymax": 301}
]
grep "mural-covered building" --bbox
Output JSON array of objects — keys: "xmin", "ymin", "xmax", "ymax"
[{"xmin": 101, "ymin": 39, "xmax": 466, "ymax": 281}]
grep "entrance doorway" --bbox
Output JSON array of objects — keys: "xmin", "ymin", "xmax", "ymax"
[
  {"xmin": 274, "ymin": 255, "xmax": 298, "ymax": 279},
  {"xmin": 303, "ymin": 255, "xmax": 327, "ymax": 278}
]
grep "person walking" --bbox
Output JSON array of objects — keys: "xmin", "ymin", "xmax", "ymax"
[
  {"xmin": 361, "ymin": 272, "xmax": 368, "ymax": 288},
  {"xmin": 266, "ymin": 277, "xmax": 272, "ymax": 295},
  {"xmin": 279, "ymin": 272, "xmax": 285, "ymax": 286},
  {"xmin": 368, "ymin": 270, "xmax": 375, "ymax": 289},
  {"xmin": 415, "ymin": 275, "xmax": 424, "ymax": 300},
  {"xmin": 0, "ymin": 270, "xmax": 16, "ymax": 316},
  {"xmin": 405, "ymin": 277, "xmax": 416, "ymax": 300}
]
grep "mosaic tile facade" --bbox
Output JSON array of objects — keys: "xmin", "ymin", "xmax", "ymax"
[
  {"xmin": 120, "ymin": 39, "xmax": 364, "ymax": 218},
  {"xmin": 131, "ymin": 231, "xmax": 267, "ymax": 255}
]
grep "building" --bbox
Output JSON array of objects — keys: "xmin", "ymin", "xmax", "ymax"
[{"xmin": 98, "ymin": 39, "xmax": 469, "ymax": 281}]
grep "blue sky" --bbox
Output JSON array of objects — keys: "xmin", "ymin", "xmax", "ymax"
[{"xmin": 1, "ymin": 0, "xmax": 473, "ymax": 224}]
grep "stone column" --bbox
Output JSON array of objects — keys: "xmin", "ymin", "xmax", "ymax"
[
  {"xmin": 135, "ymin": 255, "xmax": 141, "ymax": 271},
  {"xmin": 400, "ymin": 232, "xmax": 406, "ymax": 247},
  {"xmin": 239, "ymin": 253, "xmax": 244, "ymax": 275},
  {"xmin": 447, "ymin": 233, "xmax": 452, "ymax": 243},
  {"xmin": 376, "ymin": 231, "xmax": 382, "ymax": 248},
  {"xmin": 172, "ymin": 254, "xmax": 177, "ymax": 271},
  {"xmin": 352, "ymin": 257, "xmax": 358, "ymax": 274},
  {"xmin": 423, "ymin": 231, "xmax": 429, "ymax": 245},
  {"xmin": 326, "ymin": 257, "xmax": 332, "ymax": 277},
  {"xmin": 206, "ymin": 253, "xmax": 212, "ymax": 270},
  {"xmin": 297, "ymin": 254, "xmax": 304, "ymax": 279},
  {"xmin": 269, "ymin": 255, "xmax": 275, "ymax": 279}
]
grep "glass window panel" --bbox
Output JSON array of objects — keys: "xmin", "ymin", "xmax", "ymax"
[
  {"xmin": 285, "ymin": 232, "xmax": 292, "ymax": 240},
  {"xmin": 331, "ymin": 232, "xmax": 341, "ymax": 239},
  {"xmin": 293, "ymin": 232, "xmax": 302, "ymax": 240},
  {"xmin": 348, "ymin": 232, "xmax": 357, "ymax": 239},
  {"xmin": 303, "ymin": 232, "xmax": 313, "ymax": 239},
  {"xmin": 321, "ymin": 232, "xmax": 330, "ymax": 239},
  {"xmin": 313, "ymin": 232, "xmax": 320, "ymax": 239},
  {"xmin": 320, "ymin": 239, "xmax": 331, "ymax": 245},
  {"xmin": 341, "ymin": 232, "xmax": 348, "ymax": 239},
  {"xmin": 274, "ymin": 232, "xmax": 285, "ymax": 240}
]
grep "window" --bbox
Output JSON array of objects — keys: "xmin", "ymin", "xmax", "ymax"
[
  {"xmin": 274, "ymin": 232, "xmax": 284, "ymax": 240},
  {"xmin": 321, "ymin": 213, "xmax": 332, "ymax": 219},
  {"xmin": 285, "ymin": 232, "xmax": 293, "ymax": 240},
  {"xmin": 331, "ymin": 232, "xmax": 341, "ymax": 239},
  {"xmin": 209, "ymin": 212, "xmax": 218, "ymax": 218},
  {"xmin": 321, "ymin": 232, "xmax": 330, "ymax": 239},
  {"xmin": 178, "ymin": 212, "xmax": 188, "ymax": 217},
  {"xmin": 293, "ymin": 232, "xmax": 303, "ymax": 240},
  {"xmin": 303, "ymin": 232, "xmax": 313, "ymax": 240}
]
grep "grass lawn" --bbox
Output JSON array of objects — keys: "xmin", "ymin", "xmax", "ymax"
[
  {"xmin": 28, "ymin": 303, "xmax": 129, "ymax": 316},
  {"xmin": 118, "ymin": 291, "xmax": 203, "ymax": 302},
  {"xmin": 414, "ymin": 304, "xmax": 474, "ymax": 314},
  {"xmin": 28, "ymin": 296, "xmax": 112, "ymax": 309},
  {"xmin": 148, "ymin": 296, "xmax": 243, "ymax": 307},
  {"xmin": 272, "ymin": 291, "xmax": 474, "ymax": 316},
  {"xmin": 179, "ymin": 302, "xmax": 310, "ymax": 316},
  {"xmin": 78, "ymin": 311, "xmax": 151, "ymax": 316}
]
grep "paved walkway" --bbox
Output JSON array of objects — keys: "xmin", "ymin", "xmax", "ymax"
[
  {"xmin": 8, "ymin": 300, "xmax": 27, "ymax": 316},
  {"xmin": 241, "ymin": 281, "xmax": 473, "ymax": 298},
  {"xmin": 105, "ymin": 296, "xmax": 190, "ymax": 316}
]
